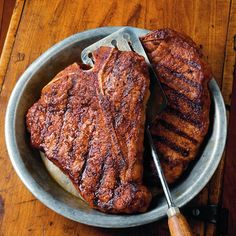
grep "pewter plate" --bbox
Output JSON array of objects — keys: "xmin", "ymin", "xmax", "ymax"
[{"xmin": 5, "ymin": 26, "xmax": 227, "ymax": 228}]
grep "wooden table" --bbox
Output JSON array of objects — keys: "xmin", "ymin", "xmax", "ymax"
[{"xmin": 0, "ymin": 0, "xmax": 235, "ymax": 235}]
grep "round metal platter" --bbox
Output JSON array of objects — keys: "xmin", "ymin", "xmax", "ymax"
[{"xmin": 5, "ymin": 26, "xmax": 227, "ymax": 228}]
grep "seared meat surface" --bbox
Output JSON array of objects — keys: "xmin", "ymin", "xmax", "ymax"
[
  {"xmin": 26, "ymin": 47, "xmax": 152, "ymax": 213},
  {"xmin": 141, "ymin": 29, "xmax": 211, "ymax": 183}
]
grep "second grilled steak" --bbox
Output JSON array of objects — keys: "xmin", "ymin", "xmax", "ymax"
[{"xmin": 141, "ymin": 29, "xmax": 211, "ymax": 183}]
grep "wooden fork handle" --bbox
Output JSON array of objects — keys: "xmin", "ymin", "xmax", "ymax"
[{"xmin": 167, "ymin": 207, "xmax": 193, "ymax": 236}]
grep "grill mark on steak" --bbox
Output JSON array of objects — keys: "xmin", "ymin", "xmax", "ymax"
[
  {"xmin": 64, "ymin": 80, "xmax": 83, "ymax": 169},
  {"xmin": 147, "ymin": 43, "xmax": 202, "ymax": 72},
  {"xmin": 93, "ymin": 151, "xmax": 113, "ymax": 207},
  {"xmin": 156, "ymin": 64, "xmax": 201, "ymax": 90},
  {"xmin": 50, "ymin": 107, "xmax": 68, "ymax": 159},
  {"xmin": 173, "ymin": 53, "xmax": 202, "ymax": 70},
  {"xmin": 39, "ymin": 88, "xmax": 61, "ymax": 150},
  {"xmin": 153, "ymin": 135, "xmax": 190, "ymax": 158},
  {"xmin": 53, "ymin": 78, "xmax": 74, "ymax": 163},
  {"xmin": 165, "ymin": 106, "xmax": 202, "ymax": 128},
  {"xmin": 158, "ymin": 119, "xmax": 198, "ymax": 145},
  {"xmin": 166, "ymin": 96, "xmax": 203, "ymax": 121},
  {"xmin": 156, "ymin": 151, "xmax": 182, "ymax": 165},
  {"xmin": 39, "ymin": 106, "xmax": 49, "ymax": 148},
  {"xmin": 77, "ymin": 122, "xmax": 96, "ymax": 184},
  {"xmin": 161, "ymin": 83, "xmax": 203, "ymax": 109}
]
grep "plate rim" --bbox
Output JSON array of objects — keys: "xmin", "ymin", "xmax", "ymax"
[{"xmin": 5, "ymin": 26, "xmax": 227, "ymax": 228}]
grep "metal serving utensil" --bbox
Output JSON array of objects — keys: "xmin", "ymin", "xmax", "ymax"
[{"xmin": 81, "ymin": 27, "xmax": 192, "ymax": 236}]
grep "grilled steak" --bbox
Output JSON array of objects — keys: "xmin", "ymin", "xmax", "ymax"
[
  {"xmin": 26, "ymin": 47, "xmax": 152, "ymax": 213},
  {"xmin": 141, "ymin": 29, "xmax": 211, "ymax": 183}
]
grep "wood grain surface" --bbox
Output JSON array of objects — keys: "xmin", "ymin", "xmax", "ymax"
[
  {"xmin": 0, "ymin": 0, "xmax": 16, "ymax": 53},
  {"xmin": 222, "ymin": 2, "xmax": 236, "ymax": 234},
  {"xmin": 0, "ymin": 0, "xmax": 234, "ymax": 235},
  {"xmin": 222, "ymin": 0, "xmax": 236, "ymax": 106}
]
